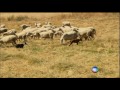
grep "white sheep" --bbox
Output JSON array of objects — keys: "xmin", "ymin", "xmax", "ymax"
[
  {"xmin": 16, "ymin": 31, "xmax": 27, "ymax": 41},
  {"xmin": 60, "ymin": 29, "xmax": 81, "ymax": 44},
  {"xmin": 2, "ymin": 29, "xmax": 16, "ymax": 36},
  {"xmin": 20, "ymin": 24, "xmax": 31, "ymax": 30},
  {"xmin": 0, "ymin": 28, "xmax": 8, "ymax": 34},
  {"xmin": 78, "ymin": 27, "xmax": 96, "ymax": 40},
  {"xmin": 62, "ymin": 21, "xmax": 71, "ymax": 27},
  {"xmin": 0, "ymin": 24, "xmax": 5, "ymax": 28},
  {"xmin": 39, "ymin": 30, "xmax": 55, "ymax": 40},
  {"xmin": 35, "ymin": 22, "xmax": 42, "ymax": 28},
  {"xmin": 0, "ymin": 35, "xmax": 17, "ymax": 46},
  {"xmin": 54, "ymin": 29, "xmax": 64, "ymax": 37}
]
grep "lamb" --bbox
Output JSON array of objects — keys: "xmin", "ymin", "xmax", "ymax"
[{"xmin": 69, "ymin": 39, "xmax": 82, "ymax": 46}]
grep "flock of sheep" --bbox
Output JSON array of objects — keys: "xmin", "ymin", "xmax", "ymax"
[{"xmin": 0, "ymin": 21, "xmax": 96, "ymax": 48}]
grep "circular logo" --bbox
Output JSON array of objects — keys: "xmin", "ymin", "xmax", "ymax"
[{"xmin": 92, "ymin": 66, "xmax": 99, "ymax": 73}]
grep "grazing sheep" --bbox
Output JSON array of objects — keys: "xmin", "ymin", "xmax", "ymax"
[
  {"xmin": 69, "ymin": 39, "xmax": 82, "ymax": 46},
  {"xmin": 60, "ymin": 29, "xmax": 81, "ymax": 44}
]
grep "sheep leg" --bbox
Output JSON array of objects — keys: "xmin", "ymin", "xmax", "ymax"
[
  {"xmin": 76, "ymin": 42, "xmax": 79, "ymax": 45},
  {"xmin": 85, "ymin": 36, "xmax": 88, "ymax": 40},
  {"xmin": 90, "ymin": 34, "xmax": 95, "ymax": 40},
  {"xmin": 69, "ymin": 41, "xmax": 73, "ymax": 46}
]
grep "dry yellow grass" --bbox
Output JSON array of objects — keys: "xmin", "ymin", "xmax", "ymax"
[{"xmin": 0, "ymin": 13, "xmax": 119, "ymax": 78}]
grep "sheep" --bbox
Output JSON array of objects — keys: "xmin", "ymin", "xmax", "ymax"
[
  {"xmin": 60, "ymin": 26, "xmax": 72, "ymax": 33},
  {"xmin": 69, "ymin": 39, "xmax": 82, "ymax": 46},
  {"xmin": 19, "ymin": 27, "xmax": 40, "ymax": 40},
  {"xmin": 0, "ymin": 24, "xmax": 5, "ymax": 28},
  {"xmin": 16, "ymin": 31, "xmax": 27, "ymax": 41},
  {"xmin": 41, "ymin": 25, "xmax": 53, "ymax": 29},
  {"xmin": 30, "ymin": 32, "xmax": 40, "ymax": 39},
  {"xmin": 62, "ymin": 21, "xmax": 71, "ymax": 27},
  {"xmin": 21, "ymin": 27, "xmax": 50, "ymax": 40},
  {"xmin": 0, "ymin": 28, "xmax": 8, "ymax": 34},
  {"xmin": 35, "ymin": 23, "xmax": 42, "ymax": 28},
  {"xmin": 41, "ymin": 22, "xmax": 55, "ymax": 29},
  {"xmin": 20, "ymin": 24, "xmax": 31, "ymax": 30},
  {"xmin": 39, "ymin": 30, "xmax": 55, "ymax": 40},
  {"xmin": 60, "ymin": 29, "xmax": 81, "ymax": 44},
  {"xmin": 45, "ymin": 22, "xmax": 52, "ymax": 25},
  {"xmin": 54, "ymin": 30, "xmax": 64, "ymax": 37},
  {"xmin": 2, "ymin": 29, "xmax": 16, "ymax": 36},
  {"xmin": 87, "ymin": 27, "xmax": 96, "ymax": 40},
  {"xmin": 59, "ymin": 25, "xmax": 78, "ymax": 33},
  {"xmin": 0, "ymin": 35, "xmax": 17, "ymax": 46},
  {"xmin": 78, "ymin": 27, "xmax": 96, "ymax": 40},
  {"xmin": 28, "ymin": 28, "xmax": 50, "ymax": 39}
]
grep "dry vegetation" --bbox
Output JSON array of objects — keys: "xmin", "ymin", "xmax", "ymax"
[{"xmin": 0, "ymin": 13, "xmax": 119, "ymax": 78}]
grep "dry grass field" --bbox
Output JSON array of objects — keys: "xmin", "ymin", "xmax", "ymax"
[{"xmin": 0, "ymin": 13, "xmax": 119, "ymax": 78}]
